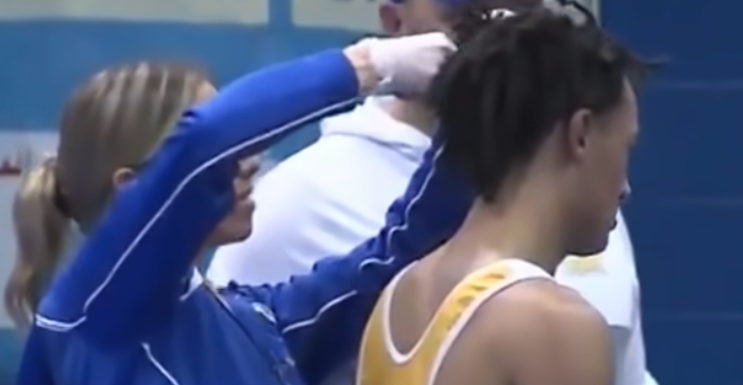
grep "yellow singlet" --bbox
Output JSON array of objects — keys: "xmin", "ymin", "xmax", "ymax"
[{"xmin": 357, "ymin": 259, "xmax": 552, "ymax": 385}]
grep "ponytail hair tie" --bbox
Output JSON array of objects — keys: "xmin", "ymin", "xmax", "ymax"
[
  {"xmin": 42, "ymin": 156, "xmax": 70, "ymax": 218},
  {"xmin": 484, "ymin": 8, "xmax": 516, "ymax": 20}
]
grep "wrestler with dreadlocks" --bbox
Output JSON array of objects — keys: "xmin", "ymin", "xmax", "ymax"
[{"xmin": 356, "ymin": 3, "xmax": 653, "ymax": 385}]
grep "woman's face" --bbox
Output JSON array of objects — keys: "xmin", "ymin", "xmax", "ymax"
[
  {"xmin": 192, "ymin": 82, "xmax": 261, "ymax": 246},
  {"xmin": 110, "ymin": 81, "xmax": 262, "ymax": 247},
  {"xmin": 206, "ymin": 156, "xmax": 260, "ymax": 246}
]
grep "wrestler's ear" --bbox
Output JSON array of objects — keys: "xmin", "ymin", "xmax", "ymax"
[
  {"xmin": 379, "ymin": 2, "xmax": 403, "ymax": 35},
  {"xmin": 111, "ymin": 167, "xmax": 137, "ymax": 192}
]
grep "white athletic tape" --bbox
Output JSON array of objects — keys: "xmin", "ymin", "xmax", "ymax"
[{"xmin": 486, "ymin": 8, "xmax": 517, "ymax": 20}]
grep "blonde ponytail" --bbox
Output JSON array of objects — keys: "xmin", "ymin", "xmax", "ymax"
[
  {"xmin": 2, "ymin": 61, "xmax": 212, "ymax": 330},
  {"xmin": 4, "ymin": 158, "xmax": 70, "ymax": 330}
]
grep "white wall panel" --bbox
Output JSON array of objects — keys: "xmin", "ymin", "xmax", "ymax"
[{"xmin": 0, "ymin": 0, "xmax": 269, "ymax": 24}]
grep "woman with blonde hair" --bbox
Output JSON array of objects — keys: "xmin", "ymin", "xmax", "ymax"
[
  {"xmin": 5, "ymin": 63, "xmax": 216, "ymax": 327},
  {"xmin": 10, "ymin": 33, "xmax": 464, "ymax": 385}
]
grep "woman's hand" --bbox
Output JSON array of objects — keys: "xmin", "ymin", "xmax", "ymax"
[{"xmin": 343, "ymin": 32, "xmax": 455, "ymax": 96}]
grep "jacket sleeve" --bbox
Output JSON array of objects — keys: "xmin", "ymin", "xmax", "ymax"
[
  {"xmin": 15, "ymin": 328, "xmax": 54, "ymax": 385},
  {"xmin": 33, "ymin": 49, "xmax": 361, "ymax": 345},
  {"xmin": 246, "ymin": 143, "xmax": 474, "ymax": 384}
]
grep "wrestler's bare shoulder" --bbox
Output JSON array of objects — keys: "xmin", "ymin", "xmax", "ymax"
[
  {"xmin": 466, "ymin": 277, "xmax": 607, "ymax": 353},
  {"xmin": 436, "ymin": 278, "xmax": 609, "ymax": 383},
  {"xmin": 499, "ymin": 277, "xmax": 591, "ymax": 312},
  {"xmin": 433, "ymin": 277, "xmax": 611, "ymax": 385}
]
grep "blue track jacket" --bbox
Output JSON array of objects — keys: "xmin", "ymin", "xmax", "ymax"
[{"xmin": 15, "ymin": 49, "xmax": 472, "ymax": 385}]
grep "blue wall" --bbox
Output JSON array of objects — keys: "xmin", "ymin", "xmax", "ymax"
[
  {"xmin": 0, "ymin": 19, "xmax": 363, "ymax": 159},
  {"xmin": 605, "ymin": 0, "xmax": 743, "ymax": 384}
]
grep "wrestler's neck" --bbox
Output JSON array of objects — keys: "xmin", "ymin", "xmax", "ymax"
[
  {"xmin": 445, "ymin": 186, "xmax": 568, "ymax": 275},
  {"xmin": 379, "ymin": 97, "xmax": 437, "ymax": 136}
]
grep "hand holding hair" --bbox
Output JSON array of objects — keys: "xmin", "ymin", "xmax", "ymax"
[{"xmin": 343, "ymin": 32, "xmax": 456, "ymax": 96}]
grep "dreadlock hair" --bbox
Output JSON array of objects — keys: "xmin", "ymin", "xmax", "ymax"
[{"xmin": 428, "ymin": 2, "xmax": 654, "ymax": 202}]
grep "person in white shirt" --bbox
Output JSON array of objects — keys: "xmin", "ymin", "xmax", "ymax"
[
  {"xmin": 208, "ymin": 0, "xmax": 658, "ymax": 384},
  {"xmin": 207, "ymin": 96, "xmax": 432, "ymax": 285},
  {"xmin": 207, "ymin": 0, "xmax": 442, "ymax": 284}
]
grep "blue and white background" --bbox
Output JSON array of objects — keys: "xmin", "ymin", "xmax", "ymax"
[{"xmin": 2, "ymin": 0, "xmax": 743, "ymax": 384}]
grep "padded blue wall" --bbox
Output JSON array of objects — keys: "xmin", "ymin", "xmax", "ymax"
[{"xmin": 605, "ymin": 0, "xmax": 743, "ymax": 383}]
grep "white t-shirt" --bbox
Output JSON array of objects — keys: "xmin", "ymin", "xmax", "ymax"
[{"xmin": 556, "ymin": 213, "xmax": 658, "ymax": 385}]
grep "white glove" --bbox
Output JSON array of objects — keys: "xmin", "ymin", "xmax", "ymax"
[{"xmin": 359, "ymin": 32, "xmax": 455, "ymax": 96}]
